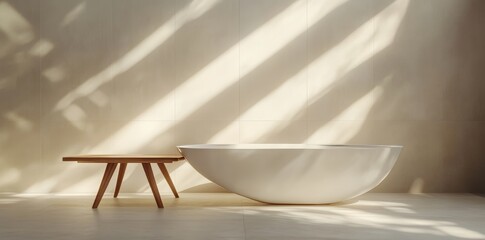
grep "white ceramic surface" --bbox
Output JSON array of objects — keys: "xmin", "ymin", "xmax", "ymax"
[{"xmin": 178, "ymin": 144, "xmax": 402, "ymax": 204}]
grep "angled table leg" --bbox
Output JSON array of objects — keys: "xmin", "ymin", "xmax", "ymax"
[
  {"xmin": 114, "ymin": 163, "xmax": 127, "ymax": 198},
  {"xmin": 92, "ymin": 163, "xmax": 117, "ymax": 208},
  {"xmin": 157, "ymin": 163, "xmax": 179, "ymax": 198},
  {"xmin": 142, "ymin": 163, "xmax": 164, "ymax": 208}
]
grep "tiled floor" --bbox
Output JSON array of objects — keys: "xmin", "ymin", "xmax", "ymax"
[{"xmin": 0, "ymin": 193, "xmax": 484, "ymax": 240}]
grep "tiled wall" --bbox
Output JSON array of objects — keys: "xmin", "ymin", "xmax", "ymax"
[{"xmin": 1, "ymin": 0, "xmax": 484, "ymax": 194}]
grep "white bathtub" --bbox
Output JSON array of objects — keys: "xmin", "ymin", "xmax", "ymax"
[{"xmin": 178, "ymin": 144, "xmax": 402, "ymax": 204}]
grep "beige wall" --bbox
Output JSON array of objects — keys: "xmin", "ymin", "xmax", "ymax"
[{"xmin": 1, "ymin": 0, "xmax": 484, "ymax": 194}]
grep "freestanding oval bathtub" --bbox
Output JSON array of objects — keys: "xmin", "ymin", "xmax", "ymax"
[{"xmin": 178, "ymin": 144, "xmax": 402, "ymax": 204}]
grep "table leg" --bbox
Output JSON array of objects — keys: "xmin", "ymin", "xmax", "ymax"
[
  {"xmin": 157, "ymin": 163, "xmax": 179, "ymax": 198},
  {"xmin": 142, "ymin": 163, "xmax": 164, "ymax": 208},
  {"xmin": 92, "ymin": 163, "xmax": 117, "ymax": 208},
  {"xmin": 114, "ymin": 163, "xmax": 127, "ymax": 198}
]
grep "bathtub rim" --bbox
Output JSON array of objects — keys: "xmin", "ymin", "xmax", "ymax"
[{"xmin": 177, "ymin": 144, "xmax": 403, "ymax": 150}]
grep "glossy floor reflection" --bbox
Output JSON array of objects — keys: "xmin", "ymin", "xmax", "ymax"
[{"xmin": 0, "ymin": 193, "xmax": 484, "ymax": 240}]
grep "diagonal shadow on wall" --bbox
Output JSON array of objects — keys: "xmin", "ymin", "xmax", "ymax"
[{"xmin": 0, "ymin": 0, "xmax": 300, "ymax": 192}]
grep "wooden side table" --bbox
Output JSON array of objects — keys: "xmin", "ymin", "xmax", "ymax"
[{"xmin": 63, "ymin": 155, "xmax": 184, "ymax": 208}]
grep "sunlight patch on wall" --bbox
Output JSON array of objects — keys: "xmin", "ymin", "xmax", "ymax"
[
  {"xmin": 0, "ymin": 1, "xmax": 34, "ymax": 57},
  {"xmin": 177, "ymin": 0, "xmax": 348, "ymax": 121},
  {"xmin": 308, "ymin": 0, "xmax": 409, "ymax": 100},
  {"xmin": 222, "ymin": 0, "xmax": 409, "ymax": 142},
  {"xmin": 307, "ymin": 87, "xmax": 382, "ymax": 143},
  {"xmin": 44, "ymin": 0, "xmax": 409, "ymax": 192},
  {"xmin": 239, "ymin": 0, "xmax": 347, "ymax": 76},
  {"xmin": 4, "ymin": 112, "xmax": 33, "ymax": 132},
  {"xmin": 177, "ymin": 2, "xmax": 310, "ymax": 120},
  {"xmin": 54, "ymin": 0, "xmax": 220, "ymax": 112},
  {"xmin": 208, "ymin": 0, "xmax": 349, "ymax": 134},
  {"xmin": 28, "ymin": 39, "xmax": 54, "ymax": 57},
  {"xmin": 91, "ymin": 0, "xmax": 347, "ymax": 153},
  {"xmin": 62, "ymin": 104, "xmax": 88, "ymax": 130},
  {"xmin": 204, "ymin": 121, "xmax": 239, "ymax": 143},
  {"xmin": 334, "ymin": 84, "xmax": 383, "ymax": 120},
  {"xmin": 373, "ymin": 0, "xmax": 410, "ymax": 52},
  {"xmin": 251, "ymin": 0, "xmax": 408, "ymax": 143},
  {"xmin": 42, "ymin": 66, "xmax": 66, "ymax": 83},
  {"xmin": 240, "ymin": 120, "xmax": 307, "ymax": 143},
  {"xmin": 56, "ymin": 170, "xmax": 108, "ymax": 193},
  {"xmin": 24, "ymin": 165, "xmax": 96, "ymax": 193},
  {"xmin": 87, "ymin": 90, "xmax": 109, "ymax": 107},
  {"xmin": 89, "ymin": 120, "xmax": 174, "ymax": 153},
  {"xmin": 239, "ymin": 71, "xmax": 307, "ymax": 121},
  {"xmin": 61, "ymin": 2, "xmax": 86, "ymax": 27},
  {"xmin": 240, "ymin": 0, "xmax": 306, "ymax": 70},
  {"xmin": 174, "ymin": 46, "xmax": 239, "ymax": 120}
]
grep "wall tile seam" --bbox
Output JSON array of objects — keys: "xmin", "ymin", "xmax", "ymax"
[
  {"xmin": 38, "ymin": 0, "xmax": 45, "ymax": 176},
  {"xmin": 173, "ymin": 0, "xmax": 179, "ymax": 143},
  {"xmin": 238, "ymin": 0, "xmax": 241, "ymax": 144},
  {"xmin": 305, "ymin": 0, "xmax": 309, "ymax": 144}
]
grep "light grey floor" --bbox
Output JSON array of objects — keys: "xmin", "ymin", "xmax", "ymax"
[{"xmin": 0, "ymin": 193, "xmax": 484, "ymax": 240}]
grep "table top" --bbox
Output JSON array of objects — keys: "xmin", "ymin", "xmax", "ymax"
[{"xmin": 63, "ymin": 154, "xmax": 184, "ymax": 163}]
